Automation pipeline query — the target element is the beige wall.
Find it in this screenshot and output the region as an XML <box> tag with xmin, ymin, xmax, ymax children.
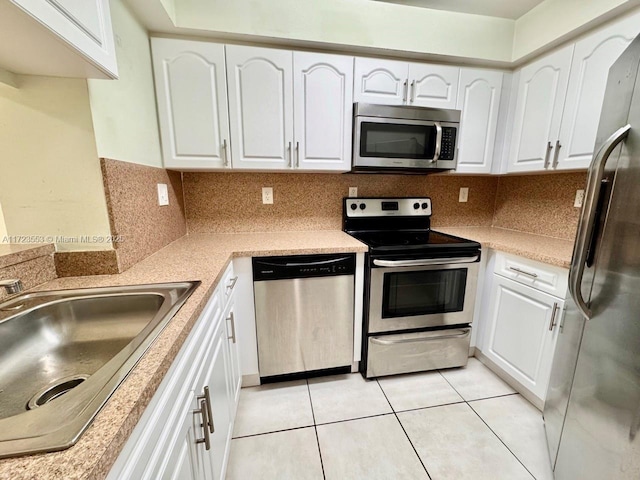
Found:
<box><xmin>513</xmin><ymin>0</ymin><xmax>640</xmax><ymax>62</ymax></box>
<box><xmin>167</xmin><ymin>0</ymin><xmax>640</xmax><ymax>65</ymax></box>
<box><xmin>88</xmin><ymin>0</ymin><xmax>163</xmax><ymax>167</ymax></box>
<box><xmin>175</xmin><ymin>0</ymin><xmax>515</xmax><ymax>64</ymax></box>
<box><xmin>0</xmin><ymin>202</ymin><xmax>7</xmax><ymax>240</ymax></box>
<box><xmin>0</xmin><ymin>77</ymin><xmax>112</xmax><ymax>251</ymax></box>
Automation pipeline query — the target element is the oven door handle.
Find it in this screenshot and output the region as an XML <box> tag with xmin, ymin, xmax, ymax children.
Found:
<box><xmin>370</xmin><ymin>329</ymin><xmax>470</xmax><ymax>345</ymax></box>
<box><xmin>372</xmin><ymin>255</ymin><xmax>479</xmax><ymax>267</ymax></box>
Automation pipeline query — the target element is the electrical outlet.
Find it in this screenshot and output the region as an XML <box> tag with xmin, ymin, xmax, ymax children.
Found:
<box><xmin>262</xmin><ymin>187</ymin><xmax>273</xmax><ymax>204</ymax></box>
<box><xmin>574</xmin><ymin>189</ymin><xmax>585</xmax><ymax>208</ymax></box>
<box><xmin>349</xmin><ymin>187</ymin><xmax>358</xmax><ymax>198</ymax></box>
<box><xmin>157</xmin><ymin>183</ymin><xmax>169</xmax><ymax>206</ymax></box>
<box><xmin>459</xmin><ymin>187</ymin><xmax>469</xmax><ymax>203</ymax></box>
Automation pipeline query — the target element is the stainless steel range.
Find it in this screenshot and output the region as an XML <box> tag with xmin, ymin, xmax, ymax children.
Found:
<box><xmin>343</xmin><ymin>197</ymin><xmax>481</xmax><ymax>378</ymax></box>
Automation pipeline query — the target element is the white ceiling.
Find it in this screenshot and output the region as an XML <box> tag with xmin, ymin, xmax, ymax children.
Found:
<box><xmin>373</xmin><ymin>0</ymin><xmax>545</xmax><ymax>19</ymax></box>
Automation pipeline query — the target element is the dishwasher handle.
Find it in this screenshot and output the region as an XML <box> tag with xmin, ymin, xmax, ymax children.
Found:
<box><xmin>256</xmin><ymin>257</ymin><xmax>353</xmax><ymax>268</ymax></box>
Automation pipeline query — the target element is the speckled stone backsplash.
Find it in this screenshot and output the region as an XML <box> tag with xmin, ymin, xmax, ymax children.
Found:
<box><xmin>101</xmin><ymin>158</ymin><xmax>187</xmax><ymax>271</ymax></box>
<box><xmin>493</xmin><ymin>172</ymin><xmax>588</xmax><ymax>240</ymax></box>
<box><xmin>183</xmin><ymin>172</ymin><xmax>499</xmax><ymax>233</ymax></box>
<box><xmin>0</xmin><ymin>244</ymin><xmax>56</xmax><ymax>302</ymax></box>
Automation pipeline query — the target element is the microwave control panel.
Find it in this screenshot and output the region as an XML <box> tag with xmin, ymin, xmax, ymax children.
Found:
<box><xmin>440</xmin><ymin>127</ymin><xmax>457</xmax><ymax>161</ymax></box>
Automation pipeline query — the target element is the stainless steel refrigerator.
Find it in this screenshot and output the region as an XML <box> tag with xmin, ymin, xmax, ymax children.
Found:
<box><xmin>544</xmin><ymin>34</ymin><xmax>640</xmax><ymax>479</ymax></box>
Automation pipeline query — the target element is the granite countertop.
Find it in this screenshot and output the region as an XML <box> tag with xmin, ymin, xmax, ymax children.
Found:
<box><xmin>0</xmin><ymin>243</ymin><xmax>54</xmax><ymax>269</ymax></box>
<box><xmin>0</xmin><ymin>231</ymin><xmax>367</xmax><ymax>480</ymax></box>
<box><xmin>436</xmin><ymin>226</ymin><xmax>574</xmax><ymax>268</ymax></box>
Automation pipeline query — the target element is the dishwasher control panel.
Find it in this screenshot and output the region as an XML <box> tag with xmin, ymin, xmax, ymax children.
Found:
<box><xmin>253</xmin><ymin>253</ymin><xmax>356</xmax><ymax>281</ymax></box>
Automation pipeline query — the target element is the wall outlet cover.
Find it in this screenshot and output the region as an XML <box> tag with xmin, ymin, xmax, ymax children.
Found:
<box><xmin>574</xmin><ymin>189</ymin><xmax>585</xmax><ymax>208</ymax></box>
<box><xmin>459</xmin><ymin>187</ymin><xmax>469</xmax><ymax>203</ymax></box>
<box><xmin>157</xmin><ymin>183</ymin><xmax>169</xmax><ymax>206</ymax></box>
<box><xmin>262</xmin><ymin>187</ymin><xmax>274</xmax><ymax>204</ymax></box>
<box><xmin>349</xmin><ymin>187</ymin><xmax>358</xmax><ymax>198</ymax></box>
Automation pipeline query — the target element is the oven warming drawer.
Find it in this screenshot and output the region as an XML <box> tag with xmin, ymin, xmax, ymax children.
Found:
<box><xmin>365</xmin><ymin>328</ymin><xmax>471</xmax><ymax>378</ymax></box>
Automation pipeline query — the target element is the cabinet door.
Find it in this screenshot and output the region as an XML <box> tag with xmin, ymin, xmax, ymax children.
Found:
<box><xmin>293</xmin><ymin>52</ymin><xmax>353</xmax><ymax>171</ymax></box>
<box><xmin>483</xmin><ymin>275</ymin><xmax>563</xmax><ymax>401</ymax></box>
<box><xmin>455</xmin><ymin>68</ymin><xmax>503</xmax><ymax>173</ymax></box>
<box><xmin>224</xmin><ymin>303</ymin><xmax>242</xmax><ymax>410</ymax></box>
<box><xmin>508</xmin><ymin>44</ymin><xmax>574</xmax><ymax>173</ymax></box>
<box><xmin>157</xmin><ymin>391</ymin><xmax>208</xmax><ymax>480</ymax></box>
<box><xmin>11</xmin><ymin>0</ymin><xmax>118</xmax><ymax>76</ymax></box>
<box><xmin>201</xmin><ymin>323</ymin><xmax>233</xmax><ymax>480</ymax></box>
<box><xmin>556</xmin><ymin>12</ymin><xmax>640</xmax><ymax>170</ymax></box>
<box><xmin>408</xmin><ymin>63</ymin><xmax>459</xmax><ymax>109</ymax></box>
<box><xmin>353</xmin><ymin>57</ymin><xmax>408</xmax><ymax>105</ymax></box>
<box><xmin>151</xmin><ymin>38</ymin><xmax>230</xmax><ymax>170</ymax></box>
<box><xmin>226</xmin><ymin>45</ymin><xmax>294</xmax><ymax>170</ymax></box>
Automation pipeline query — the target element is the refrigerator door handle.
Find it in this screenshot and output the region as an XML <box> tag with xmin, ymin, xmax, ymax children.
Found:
<box><xmin>569</xmin><ymin>124</ymin><xmax>631</xmax><ymax>320</ymax></box>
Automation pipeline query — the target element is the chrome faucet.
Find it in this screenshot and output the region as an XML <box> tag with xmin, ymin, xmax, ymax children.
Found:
<box><xmin>0</xmin><ymin>279</ymin><xmax>23</xmax><ymax>295</ymax></box>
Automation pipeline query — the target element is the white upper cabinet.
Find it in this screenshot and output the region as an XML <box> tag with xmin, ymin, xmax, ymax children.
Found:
<box><xmin>293</xmin><ymin>52</ymin><xmax>354</xmax><ymax>171</ymax></box>
<box><xmin>353</xmin><ymin>58</ymin><xmax>408</xmax><ymax>105</ymax></box>
<box><xmin>455</xmin><ymin>68</ymin><xmax>503</xmax><ymax>173</ymax></box>
<box><xmin>226</xmin><ymin>45</ymin><xmax>294</xmax><ymax>170</ymax></box>
<box><xmin>555</xmin><ymin>12</ymin><xmax>640</xmax><ymax>170</ymax></box>
<box><xmin>408</xmin><ymin>63</ymin><xmax>459</xmax><ymax>108</ymax></box>
<box><xmin>151</xmin><ymin>38</ymin><xmax>231</xmax><ymax>170</ymax></box>
<box><xmin>3</xmin><ymin>0</ymin><xmax>117</xmax><ymax>78</ymax></box>
<box><xmin>507</xmin><ymin>44</ymin><xmax>574</xmax><ymax>173</ymax></box>
<box><xmin>354</xmin><ymin>57</ymin><xmax>460</xmax><ymax>108</ymax></box>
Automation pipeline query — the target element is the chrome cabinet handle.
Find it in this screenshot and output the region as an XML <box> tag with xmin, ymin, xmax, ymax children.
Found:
<box><xmin>373</xmin><ymin>255</ymin><xmax>479</xmax><ymax>268</ymax></box>
<box><xmin>371</xmin><ymin>329</ymin><xmax>470</xmax><ymax>345</ymax></box>
<box><xmin>548</xmin><ymin>302</ymin><xmax>559</xmax><ymax>331</ymax></box>
<box><xmin>287</xmin><ymin>141</ymin><xmax>292</xmax><ymax>167</ymax></box>
<box><xmin>197</xmin><ymin>386</ymin><xmax>215</xmax><ymax>434</ymax></box>
<box><xmin>295</xmin><ymin>141</ymin><xmax>300</xmax><ymax>168</ymax></box>
<box><xmin>431</xmin><ymin>121</ymin><xmax>442</xmax><ymax>163</ymax></box>
<box><xmin>194</xmin><ymin>399</ymin><xmax>211</xmax><ymax>450</ymax></box>
<box><xmin>552</xmin><ymin>140</ymin><xmax>561</xmax><ymax>168</ymax></box>
<box><xmin>544</xmin><ymin>141</ymin><xmax>553</xmax><ymax>168</ymax></box>
<box><xmin>508</xmin><ymin>266</ymin><xmax>538</xmax><ymax>278</ymax></box>
<box><xmin>410</xmin><ymin>80</ymin><xmax>415</xmax><ymax>103</ymax></box>
<box><xmin>569</xmin><ymin>124</ymin><xmax>630</xmax><ymax>320</ymax></box>
<box><xmin>226</xmin><ymin>276</ymin><xmax>238</xmax><ymax>292</ymax></box>
<box><xmin>402</xmin><ymin>80</ymin><xmax>408</xmax><ymax>103</ymax></box>
<box><xmin>226</xmin><ymin>311</ymin><xmax>236</xmax><ymax>344</ymax></box>
<box><xmin>222</xmin><ymin>139</ymin><xmax>228</xmax><ymax>167</ymax></box>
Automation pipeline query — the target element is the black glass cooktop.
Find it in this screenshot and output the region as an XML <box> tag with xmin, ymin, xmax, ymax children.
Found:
<box><xmin>348</xmin><ymin>230</ymin><xmax>480</xmax><ymax>252</ymax></box>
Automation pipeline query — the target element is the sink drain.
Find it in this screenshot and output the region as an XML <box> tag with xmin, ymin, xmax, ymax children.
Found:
<box><xmin>27</xmin><ymin>375</ymin><xmax>89</xmax><ymax>410</ymax></box>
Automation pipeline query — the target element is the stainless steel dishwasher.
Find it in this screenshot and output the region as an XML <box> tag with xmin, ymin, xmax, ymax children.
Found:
<box><xmin>253</xmin><ymin>253</ymin><xmax>355</xmax><ymax>380</ymax></box>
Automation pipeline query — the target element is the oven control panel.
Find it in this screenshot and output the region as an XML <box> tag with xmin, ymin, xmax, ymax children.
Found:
<box><xmin>345</xmin><ymin>198</ymin><xmax>432</xmax><ymax>217</ymax></box>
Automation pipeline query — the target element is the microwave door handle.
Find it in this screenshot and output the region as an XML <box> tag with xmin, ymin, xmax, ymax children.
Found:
<box><xmin>373</xmin><ymin>255</ymin><xmax>479</xmax><ymax>267</ymax></box>
<box><xmin>569</xmin><ymin>124</ymin><xmax>630</xmax><ymax>320</ymax></box>
<box><xmin>432</xmin><ymin>121</ymin><xmax>442</xmax><ymax>163</ymax></box>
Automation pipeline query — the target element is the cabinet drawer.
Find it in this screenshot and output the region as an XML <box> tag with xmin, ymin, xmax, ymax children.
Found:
<box><xmin>494</xmin><ymin>252</ymin><xmax>568</xmax><ymax>298</ymax></box>
<box><xmin>220</xmin><ymin>262</ymin><xmax>238</xmax><ymax>305</ymax></box>
<box><xmin>366</xmin><ymin>328</ymin><xmax>471</xmax><ymax>378</ymax></box>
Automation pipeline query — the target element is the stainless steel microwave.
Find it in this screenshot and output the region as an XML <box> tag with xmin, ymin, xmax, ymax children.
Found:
<box><xmin>352</xmin><ymin>103</ymin><xmax>460</xmax><ymax>173</ymax></box>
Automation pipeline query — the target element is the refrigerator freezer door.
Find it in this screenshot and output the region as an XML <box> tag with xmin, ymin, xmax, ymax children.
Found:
<box><xmin>553</xmin><ymin>35</ymin><xmax>640</xmax><ymax>480</ymax></box>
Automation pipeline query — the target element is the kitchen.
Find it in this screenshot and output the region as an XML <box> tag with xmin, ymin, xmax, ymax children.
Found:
<box><xmin>0</xmin><ymin>0</ymin><xmax>639</xmax><ymax>479</ymax></box>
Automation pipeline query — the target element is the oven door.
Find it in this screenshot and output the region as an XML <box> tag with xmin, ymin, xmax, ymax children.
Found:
<box><xmin>353</xmin><ymin>116</ymin><xmax>457</xmax><ymax>170</ymax></box>
<box><xmin>368</xmin><ymin>256</ymin><xmax>479</xmax><ymax>333</ymax></box>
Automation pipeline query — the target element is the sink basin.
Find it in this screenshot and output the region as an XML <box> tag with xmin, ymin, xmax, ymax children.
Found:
<box><xmin>0</xmin><ymin>281</ymin><xmax>199</xmax><ymax>459</ymax></box>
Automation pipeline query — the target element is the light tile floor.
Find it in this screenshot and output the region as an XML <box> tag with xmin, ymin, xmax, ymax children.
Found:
<box><xmin>226</xmin><ymin>358</ymin><xmax>552</xmax><ymax>480</ymax></box>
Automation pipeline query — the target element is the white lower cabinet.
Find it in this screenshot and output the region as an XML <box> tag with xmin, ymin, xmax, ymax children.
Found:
<box><xmin>482</xmin><ymin>273</ymin><xmax>564</xmax><ymax>402</ymax></box>
<box><xmin>108</xmin><ymin>264</ymin><xmax>240</xmax><ymax>480</ymax></box>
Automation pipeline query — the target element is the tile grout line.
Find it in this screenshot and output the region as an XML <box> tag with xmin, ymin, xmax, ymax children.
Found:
<box><xmin>375</xmin><ymin>379</ymin><xmax>433</xmax><ymax>480</ymax></box>
<box><xmin>306</xmin><ymin>379</ymin><xmax>326</xmax><ymax>480</ymax></box>
<box><xmin>437</xmin><ymin>369</ymin><xmax>538</xmax><ymax>480</ymax></box>
<box><xmin>466</xmin><ymin>401</ymin><xmax>538</xmax><ymax>480</ymax></box>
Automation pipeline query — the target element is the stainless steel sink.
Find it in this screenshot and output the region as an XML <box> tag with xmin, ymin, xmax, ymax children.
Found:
<box><xmin>0</xmin><ymin>281</ymin><xmax>199</xmax><ymax>459</ymax></box>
